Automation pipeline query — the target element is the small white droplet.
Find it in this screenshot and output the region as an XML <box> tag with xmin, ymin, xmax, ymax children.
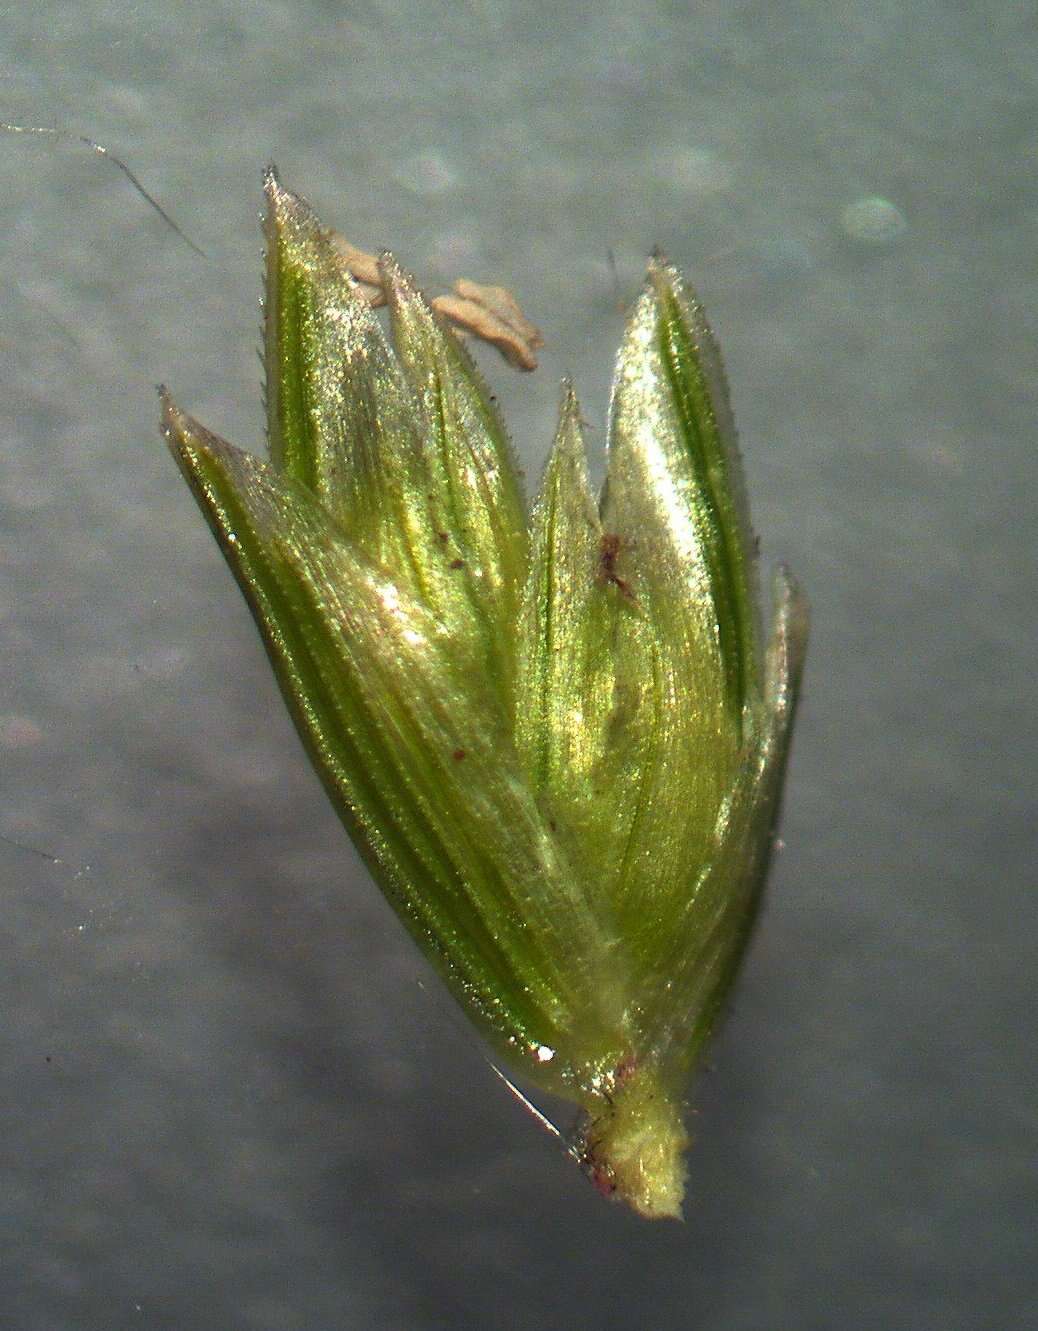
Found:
<box><xmin>840</xmin><ymin>196</ymin><xmax>907</xmax><ymax>244</ymax></box>
<box><xmin>392</xmin><ymin>151</ymin><xmax>457</xmax><ymax>196</ymax></box>
<box><xmin>0</xmin><ymin>714</ymin><xmax>43</xmax><ymax>748</ymax></box>
<box><xmin>535</xmin><ymin>1044</ymin><xmax>555</xmax><ymax>1063</ymax></box>
<box><xmin>655</xmin><ymin>144</ymin><xmax>734</xmax><ymax>195</ymax></box>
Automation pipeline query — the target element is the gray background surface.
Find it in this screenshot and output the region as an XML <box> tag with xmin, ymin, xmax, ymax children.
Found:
<box><xmin>1</xmin><ymin>2</ymin><xmax>1034</xmax><ymax>1328</ymax></box>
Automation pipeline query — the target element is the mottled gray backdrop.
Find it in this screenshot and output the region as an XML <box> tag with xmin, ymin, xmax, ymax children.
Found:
<box><xmin>2</xmin><ymin>3</ymin><xmax>1034</xmax><ymax>1328</ymax></box>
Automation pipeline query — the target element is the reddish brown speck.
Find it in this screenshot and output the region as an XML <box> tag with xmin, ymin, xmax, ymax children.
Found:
<box><xmin>614</xmin><ymin>1053</ymin><xmax>639</xmax><ymax>1085</ymax></box>
<box><xmin>600</xmin><ymin>533</ymin><xmax>635</xmax><ymax>599</ymax></box>
<box><xmin>452</xmin><ymin>748</ymin><xmax>466</xmax><ymax>761</ymax></box>
<box><xmin>591</xmin><ymin>1163</ymin><xmax>617</xmax><ymax>1199</ymax></box>
<box><xmin>449</xmin><ymin>558</ymin><xmax>465</xmax><ymax>570</ymax></box>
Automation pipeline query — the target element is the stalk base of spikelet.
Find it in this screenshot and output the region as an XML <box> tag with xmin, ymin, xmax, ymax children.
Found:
<box><xmin>578</xmin><ymin>1062</ymin><xmax>689</xmax><ymax>1220</ymax></box>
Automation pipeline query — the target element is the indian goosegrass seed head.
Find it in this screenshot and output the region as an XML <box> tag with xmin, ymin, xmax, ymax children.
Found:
<box><xmin>162</xmin><ymin>167</ymin><xmax>807</xmax><ymax>1219</ymax></box>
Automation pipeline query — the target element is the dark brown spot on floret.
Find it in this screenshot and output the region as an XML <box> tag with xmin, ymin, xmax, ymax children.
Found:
<box><xmin>599</xmin><ymin>533</ymin><xmax>635</xmax><ymax>599</ymax></box>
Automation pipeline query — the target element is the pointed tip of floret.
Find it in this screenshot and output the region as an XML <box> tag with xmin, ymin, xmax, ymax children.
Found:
<box><xmin>262</xmin><ymin>163</ymin><xmax>312</xmax><ymax>225</ymax></box>
<box><xmin>646</xmin><ymin>246</ymin><xmax>670</xmax><ymax>274</ymax></box>
<box><xmin>159</xmin><ymin>391</ymin><xmax>207</xmax><ymax>465</ymax></box>
<box><xmin>160</xmin><ymin>390</ymin><xmax>210</xmax><ymax>483</ymax></box>
<box><xmin>540</xmin><ymin>380</ymin><xmax>598</xmax><ymax>529</ymax></box>
<box><xmin>379</xmin><ymin>247</ymin><xmax>509</xmax><ymax>404</ymax></box>
<box><xmin>377</xmin><ymin>249</ymin><xmax>428</xmax><ymax>323</ymax></box>
<box><xmin>645</xmin><ymin>250</ymin><xmax>691</xmax><ymax>307</ymax></box>
<box><xmin>646</xmin><ymin>247</ymin><xmax>673</xmax><ymax>275</ymax></box>
<box><xmin>553</xmin><ymin>380</ymin><xmax>590</xmax><ymax>464</ymax></box>
<box><xmin>262</xmin><ymin>161</ymin><xmax>297</xmax><ymax>223</ymax></box>
<box><xmin>376</xmin><ymin>247</ymin><xmax>411</xmax><ymax>289</ymax></box>
<box><xmin>261</xmin><ymin>167</ymin><xmax>329</xmax><ymax>262</ymax></box>
<box><xmin>157</xmin><ymin>384</ymin><xmax>185</xmax><ymax>441</ymax></box>
<box><xmin>158</xmin><ymin>389</ymin><xmax>234</xmax><ymax>467</ymax></box>
<box><xmin>647</xmin><ymin>254</ymin><xmax>701</xmax><ymax>323</ymax></box>
<box><xmin>378</xmin><ymin>247</ymin><xmax>463</xmax><ymax>369</ymax></box>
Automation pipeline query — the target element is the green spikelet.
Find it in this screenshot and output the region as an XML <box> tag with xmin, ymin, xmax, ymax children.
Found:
<box><xmin>163</xmin><ymin>169</ymin><xmax>807</xmax><ymax>1218</ymax></box>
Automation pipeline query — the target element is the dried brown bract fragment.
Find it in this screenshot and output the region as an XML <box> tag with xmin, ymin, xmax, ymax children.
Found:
<box><xmin>433</xmin><ymin>278</ymin><xmax>545</xmax><ymax>371</ymax></box>
<box><xmin>324</xmin><ymin>229</ymin><xmax>545</xmax><ymax>370</ymax></box>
